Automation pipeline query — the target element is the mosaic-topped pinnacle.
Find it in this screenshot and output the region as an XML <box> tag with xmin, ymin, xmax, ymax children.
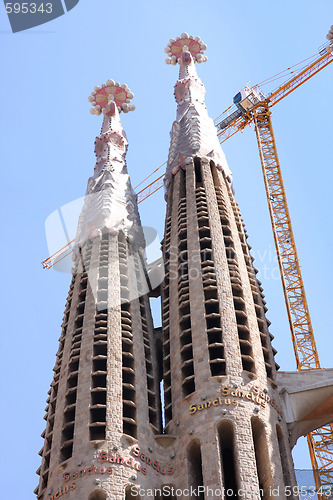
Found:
<box><xmin>165</xmin><ymin>33</ymin><xmax>207</xmax><ymax>65</ymax></box>
<box><xmin>88</xmin><ymin>80</ymin><xmax>135</xmax><ymax>116</ymax></box>
<box><xmin>164</xmin><ymin>32</ymin><xmax>232</xmax><ymax>188</ymax></box>
<box><xmin>74</xmin><ymin>81</ymin><xmax>141</xmax><ymax>250</ymax></box>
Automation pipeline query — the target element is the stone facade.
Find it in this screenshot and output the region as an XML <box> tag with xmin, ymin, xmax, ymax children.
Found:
<box><xmin>35</xmin><ymin>229</ymin><xmax>169</xmax><ymax>500</ymax></box>
<box><xmin>158</xmin><ymin>43</ymin><xmax>298</xmax><ymax>500</ymax></box>
<box><xmin>36</xmin><ymin>43</ymin><xmax>300</xmax><ymax>500</ymax></box>
<box><xmin>160</xmin><ymin>157</ymin><xmax>298</xmax><ymax>500</ymax></box>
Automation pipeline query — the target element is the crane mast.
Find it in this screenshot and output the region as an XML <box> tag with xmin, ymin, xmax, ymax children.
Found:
<box><xmin>252</xmin><ymin>103</ymin><xmax>319</xmax><ymax>370</ymax></box>
<box><xmin>215</xmin><ymin>38</ymin><xmax>333</xmax><ymax>496</ymax></box>
<box><xmin>214</xmin><ymin>35</ymin><xmax>333</xmax><ymax>498</ymax></box>
<box><xmin>252</xmin><ymin>102</ymin><xmax>333</xmax><ymax>497</ymax></box>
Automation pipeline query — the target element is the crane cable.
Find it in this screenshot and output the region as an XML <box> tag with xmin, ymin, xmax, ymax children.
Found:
<box><xmin>258</xmin><ymin>53</ymin><xmax>318</xmax><ymax>86</ymax></box>
<box><xmin>133</xmin><ymin>161</ymin><xmax>166</xmax><ymax>191</ymax></box>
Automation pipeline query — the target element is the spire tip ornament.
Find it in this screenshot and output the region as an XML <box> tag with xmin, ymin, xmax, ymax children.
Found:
<box><xmin>88</xmin><ymin>80</ymin><xmax>135</xmax><ymax>115</ymax></box>
<box><xmin>165</xmin><ymin>34</ymin><xmax>207</xmax><ymax>65</ymax></box>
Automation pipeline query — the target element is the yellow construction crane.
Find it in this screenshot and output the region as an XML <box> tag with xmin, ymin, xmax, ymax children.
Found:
<box><xmin>42</xmin><ymin>28</ymin><xmax>333</xmax><ymax>496</ymax></box>
<box><xmin>214</xmin><ymin>34</ymin><xmax>333</xmax><ymax>498</ymax></box>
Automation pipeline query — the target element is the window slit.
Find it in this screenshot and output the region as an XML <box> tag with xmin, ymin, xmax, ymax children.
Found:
<box><xmin>187</xmin><ymin>440</ymin><xmax>204</xmax><ymax>499</ymax></box>
<box><xmin>218</xmin><ymin>420</ymin><xmax>239</xmax><ymax>499</ymax></box>
<box><xmin>60</xmin><ymin>240</ymin><xmax>92</xmax><ymax>461</ymax></box>
<box><xmin>251</xmin><ymin>417</ymin><xmax>274</xmax><ymax>499</ymax></box>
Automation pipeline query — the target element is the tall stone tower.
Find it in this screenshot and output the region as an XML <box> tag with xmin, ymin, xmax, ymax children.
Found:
<box><xmin>35</xmin><ymin>83</ymin><xmax>165</xmax><ymax>500</ymax></box>
<box><xmin>36</xmin><ymin>38</ymin><xmax>333</xmax><ymax>500</ymax></box>
<box><xmin>160</xmin><ymin>34</ymin><xmax>298</xmax><ymax>499</ymax></box>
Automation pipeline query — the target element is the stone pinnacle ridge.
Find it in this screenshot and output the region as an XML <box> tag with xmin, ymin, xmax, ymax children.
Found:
<box><xmin>164</xmin><ymin>36</ymin><xmax>232</xmax><ymax>188</ymax></box>
<box><xmin>73</xmin><ymin>85</ymin><xmax>143</xmax><ymax>257</ymax></box>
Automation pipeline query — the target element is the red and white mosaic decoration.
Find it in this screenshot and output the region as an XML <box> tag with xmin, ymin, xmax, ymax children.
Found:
<box><xmin>165</xmin><ymin>32</ymin><xmax>207</xmax><ymax>65</ymax></box>
<box><xmin>88</xmin><ymin>80</ymin><xmax>135</xmax><ymax>116</ymax></box>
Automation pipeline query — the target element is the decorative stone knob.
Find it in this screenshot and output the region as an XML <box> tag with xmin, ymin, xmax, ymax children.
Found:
<box><xmin>88</xmin><ymin>80</ymin><xmax>135</xmax><ymax>115</ymax></box>
<box><xmin>165</xmin><ymin>33</ymin><xmax>207</xmax><ymax>65</ymax></box>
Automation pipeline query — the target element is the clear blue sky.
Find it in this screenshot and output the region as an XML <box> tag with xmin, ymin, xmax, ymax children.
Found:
<box><xmin>0</xmin><ymin>1</ymin><xmax>332</xmax><ymax>496</ymax></box>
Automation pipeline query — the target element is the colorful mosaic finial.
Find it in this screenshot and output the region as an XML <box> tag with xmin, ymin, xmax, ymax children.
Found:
<box><xmin>165</xmin><ymin>33</ymin><xmax>207</xmax><ymax>65</ymax></box>
<box><xmin>88</xmin><ymin>80</ymin><xmax>135</xmax><ymax>116</ymax></box>
<box><xmin>164</xmin><ymin>32</ymin><xmax>231</xmax><ymax>188</ymax></box>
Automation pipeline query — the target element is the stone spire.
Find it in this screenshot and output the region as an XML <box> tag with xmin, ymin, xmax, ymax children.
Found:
<box><xmin>35</xmin><ymin>81</ymin><xmax>165</xmax><ymax>500</ymax></box>
<box><xmin>74</xmin><ymin>81</ymin><xmax>142</xmax><ymax>256</ymax></box>
<box><xmin>164</xmin><ymin>33</ymin><xmax>232</xmax><ymax>186</ymax></box>
<box><xmin>159</xmin><ymin>33</ymin><xmax>299</xmax><ymax>498</ymax></box>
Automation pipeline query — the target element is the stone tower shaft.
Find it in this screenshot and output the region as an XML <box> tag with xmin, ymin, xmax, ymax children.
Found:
<box><xmin>35</xmin><ymin>91</ymin><xmax>166</xmax><ymax>500</ymax></box>
<box><xmin>161</xmin><ymin>38</ymin><xmax>298</xmax><ymax>499</ymax></box>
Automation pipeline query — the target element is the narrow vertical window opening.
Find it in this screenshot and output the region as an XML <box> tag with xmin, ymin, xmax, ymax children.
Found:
<box><xmin>210</xmin><ymin>161</ymin><xmax>220</xmax><ymax>189</ymax></box>
<box><xmin>155</xmin><ymin>488</ymin><xmax>177</xmax><ymax>500</ymax></box>
<box><xmin>178</xmin><ymin>169</ymin><xmax>195</xmax><ymax>397</ymax></box>
<box><xmin>88</xmin><ymin>490</ymin><xmax>107</xmax><ymax>500</ymax></box>
<box><xmin>218</xmin><ymin>420</ymin><xmax>239</xmax><ymax>499</ymax></box>
<box><xmin>194</xmin><ymin>158</ymin><xmax>202</xmax><ymax>187</ymax></box>
<box><xmin>187</xmin><ymin>440</ymin><xmax>204</xmax><ymax>499</ymax></box>
<box><xmin>251</xmin><ymin>417</ymin><xmax>274</xmax><ymax>499</ymax></box>
<box><xmin>119</xmin><ymin>235</ymin><xmax>137</xmax><ymax>439</ymax></box>
<box><xmin>125</xmin><ymin>485</ymin><xmax>137</xmax><ymax>500</ymax></box>
<box><xmin>276</xmin><ymin>424</ymin><xmax>293</xmax><ymax>491</ymax></box>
